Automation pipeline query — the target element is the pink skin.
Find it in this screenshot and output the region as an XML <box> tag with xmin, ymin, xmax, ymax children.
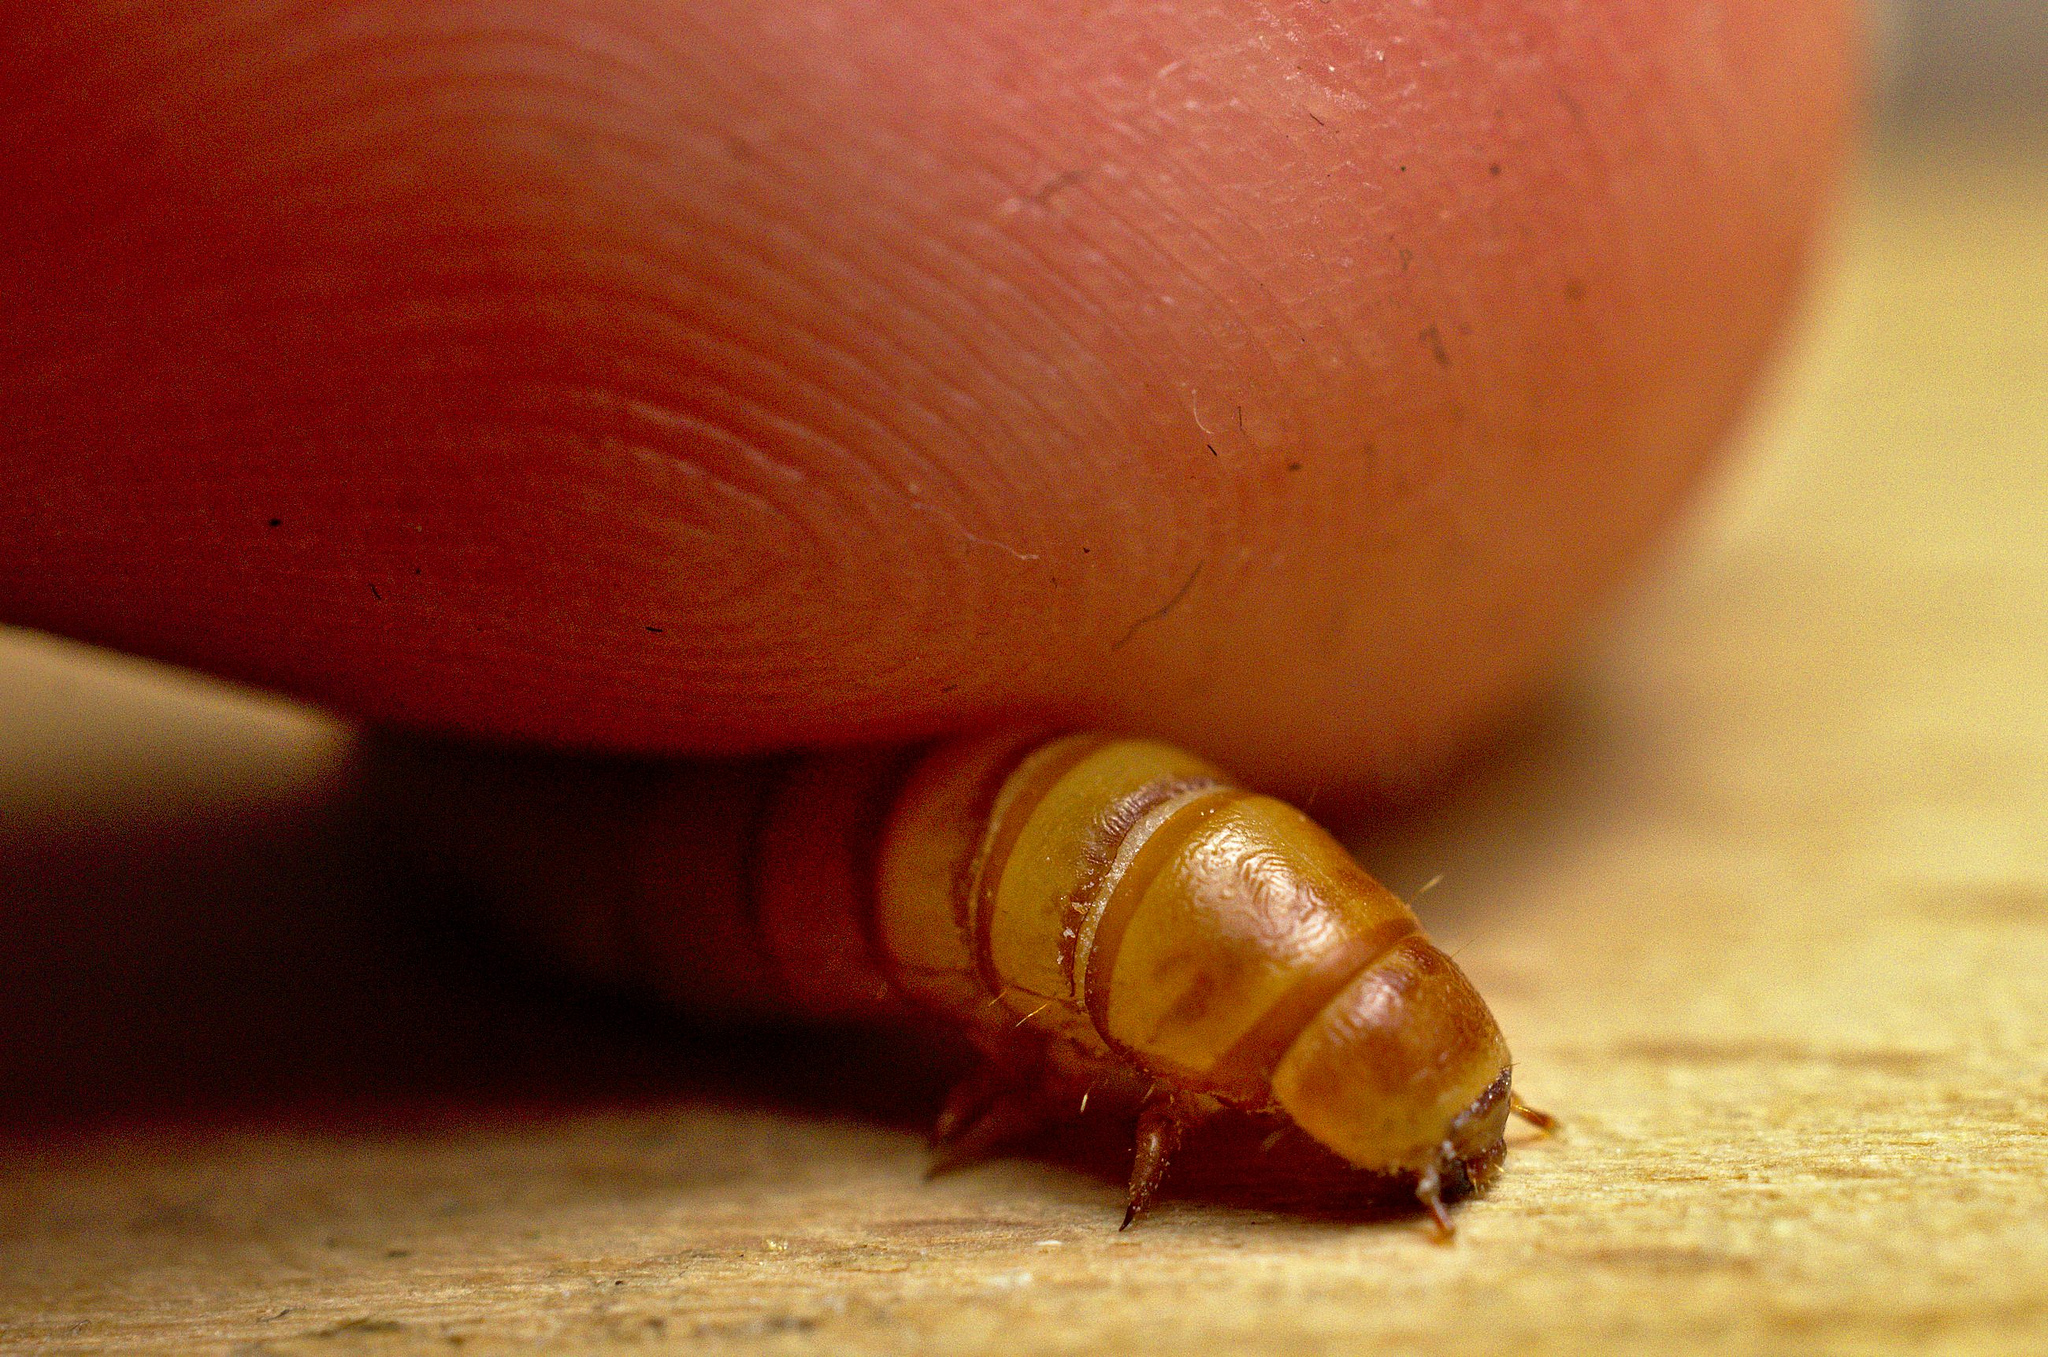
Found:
<box><xmin>0</xmin><ymin>2</ymin><xmax>1857</xmax><ymax>800</ymax></box>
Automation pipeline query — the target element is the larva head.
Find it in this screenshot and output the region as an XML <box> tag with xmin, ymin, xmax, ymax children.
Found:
<box><xmin>1268</xmin><ymin>935</ymin><xmax>1514</xmax><ymax>1191</ymax></box>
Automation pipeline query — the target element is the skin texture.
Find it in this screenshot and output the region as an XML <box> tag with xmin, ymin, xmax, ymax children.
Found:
<box><xmin>0</xmin><ymin>1</ymin><xmax>1857</xmax><ymax>801</ymax></box>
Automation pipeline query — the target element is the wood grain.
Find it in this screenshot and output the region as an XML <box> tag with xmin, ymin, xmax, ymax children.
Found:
<box><xmin>3</xmin><ymin>131</ymin><xmax>2047</xmax><ymax>1355</ymax></box>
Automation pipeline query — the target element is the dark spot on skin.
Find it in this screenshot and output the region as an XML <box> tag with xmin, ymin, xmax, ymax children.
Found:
<box><xmin>267</xmin><ymin>518</ymin><xmax>282</xmax><ymax>528</ymax></box>
<box><xmin>1564</xmin><ymin>278</ymin><xmax>1588</xmax><ymax>302</ymax></box>
<box><xmin>1489</xmin><ymin>162</ymin><xmax>1502</xmax><ymax>176</ymax></box>
<box><xmin>1556</xmin><ymin>86</ymin><xmax>1588</xmax><ymax>130</ymax></box>
<box><xmin>1288</xmin><ymin>462</ymin><xmax>1304</xmax><ymax>472</ymax></box>
<box><xmin>1029</xmin><ymin>168</ymin><xmax>1090</xmax><ymax>204</ymax></box>
<box><xmin>940</xmin><ymin>683</ymin><xmax>959</xmax><ymax>694</ymax></box>
<box><xmin>1419</xmin><ymin>324</ymin><xmax>1450</xmax><ymax>366</ymax></box>
<box><xmin>1398</xmin><ymin>247</ymin><xmax>1413</xmax><ymax>272</ymax></box>
<box><xmin>1112</xmin><ymin>561</ymin><xmax>1204</xmax><ymax>651</ymax></box>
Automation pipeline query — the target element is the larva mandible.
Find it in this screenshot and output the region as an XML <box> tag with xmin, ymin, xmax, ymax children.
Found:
<box><xmin>405</xmin><ymin>730</ymin><xmax>1549</xmax><ymax>1234</ymax></box>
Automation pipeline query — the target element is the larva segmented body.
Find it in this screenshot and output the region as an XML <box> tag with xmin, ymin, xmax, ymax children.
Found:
<box><xmin>404</xmin><ymin>731</ymin><xmax>1545</xmax><ymax>1232</ymax></box>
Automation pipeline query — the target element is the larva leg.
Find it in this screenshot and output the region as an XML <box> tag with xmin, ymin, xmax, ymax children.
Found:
<box><xmin>926</xmin><ymin>1044</ymin><xmax>1079</xmax><ymax>1177</ymax></box>
<box><xmin>931</xmin><ymin>1055</ymin><xmax>1034</xmax><ymax>1148</ymax></box>
<box><xmin>926</xmin><ymin>1086</ymin><xmax>1061</xmax><ymax>1179</ymax></box>
<box><xmin>1121</xmin><ymin>1090</ymin><xmax>1202</xmax><ymax>1230</ymax></box>
<box><xmin>1414</xmin><ymin>1161</ymin><xmax>1457</xmax><ymax>1243</ymax></box>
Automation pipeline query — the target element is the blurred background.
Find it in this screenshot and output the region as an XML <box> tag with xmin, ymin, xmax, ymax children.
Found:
<box><xmin>1880</xmin><ymin>0</ymin><xmax>2048</xmax><ymax>116</ymax></box>
<box><xmin>2</xmin><ymin>4</ymin><xmax>2045</xmax><ymax>1349</ymax></box>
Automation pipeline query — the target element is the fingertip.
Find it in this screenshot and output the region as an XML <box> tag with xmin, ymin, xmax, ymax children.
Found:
<box><xmin>1</xmin><ymin>2</ymin><xmax>1857</xmax><ymax>794</ymax></box>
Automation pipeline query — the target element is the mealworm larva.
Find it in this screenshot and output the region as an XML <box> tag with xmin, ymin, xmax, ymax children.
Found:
<box><xmin>397</xmin><ymin>731</ymin><xmax>1548</xmax><ymax>1235</ymax></box>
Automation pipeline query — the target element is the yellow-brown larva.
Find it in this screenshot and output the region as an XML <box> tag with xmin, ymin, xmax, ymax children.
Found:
<box><xmin>405</xmin><ymin>731</ymin><xmax>1549</xmax><ymax>1233</ymax></box>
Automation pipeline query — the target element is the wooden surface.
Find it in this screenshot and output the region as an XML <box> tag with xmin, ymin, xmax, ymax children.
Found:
<box><xmin>3</xmin><ymin>132</ymin><xmax>2047</xmax><ymax>1355</ymax></box>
